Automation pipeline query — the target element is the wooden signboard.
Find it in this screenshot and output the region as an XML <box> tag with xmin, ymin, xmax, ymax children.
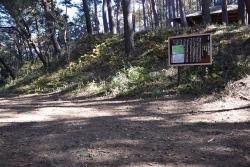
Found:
<box><xmin>168</xmin><ymin>34</ymin><xmax>212</xmax><ymax>66</ymax></box>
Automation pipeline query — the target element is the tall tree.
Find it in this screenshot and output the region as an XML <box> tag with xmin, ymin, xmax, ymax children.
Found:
<box><xmin>142</xmin><ymin>0</ymin><xmax>147</xmax><ymax>29</ymax></box>
<box><xmin>82</xmin><ymin>0</ymin><xmax>92</xmax><ymax>34</ymax></box>
<box><xmin>93</xmin><ymin>0</ymin><xmax>100</xmax><ymax>33</ymax></box>
<box><xmin>122</xmin><ymin>0</ymin><xmax>134</xmax><ymax>57</ymax></box>
<box><xmin>150</xmin><ymin>0</ymin><xmax>159</xmax><ymax>27</ymax></box>
<box><xmin>132</xmin><ymin>0</ymin><xmax>136</xmax><ymax>32</ymax></box>
<box><xmin>168</xmin><ymin>0</ymin><xmax>173</xmax><ymax>26</ymax></box>
<box><xmin>107</xmin><ymin>0</ymin><xmax>115</xmax><ymax>33</ymax></box>
<box><xmin>115</xmin><ymin>0</ymin><xmax>121</xmax><ymax>33</ymax></box>
<box><xmin>201</xmin><ymin>0</ymin><xmax>211</xmax><ymax>25</ymax></box>
<box><xmin>41</xmin><ymin>0</ymin><xmax>61</xmax><ymax>55</ymax></box>
<box><xmin>172</xmin><ymin>0</ymin><xmax>177</xmax><ymax>26</ymax></box>
<box><xmin>161</xmin><ymin>0</ymin><xmax>165</xmax><ymax>27</ymax></box>
<box><xmin>222</xmin><ymin>0</ymin><xmax>228</xmax><ymax>25</ymax></box>
<box><xmin>245</xmin><ymin>0</ymin><xmax>250</xmax><ymax>16</ymax></box>
<box><xmin>61</xmin><ymin>0</ymin><xmax>73</xmax><ymax>61</ymax></box>
<box><xmin>103</xmin><ymin>0</ymin><xmax>109</xmax><ymax>33</ymax></box>
<box><xmin>147</xmin><ymin>0</ymin><xmax>153</xmax><ymax>28</ymax></box>
<box><xmin>61</xmin><ymin>0</ymin><xmax>72</xmax><ymax>42</ymax></box>
<box><xmin>179</xmin><ymin>0</ymin><xmax>188</xmax><ymax>27</ymax></box>
<box><xmin>238</xmin><ymin>0</ymin><xmax>246</xmax><ymax>25</ymax></box>
<box><xmin>165</xmin><ymin>0</ymin><xmax>169</xmax><ymax>26</ymax></box>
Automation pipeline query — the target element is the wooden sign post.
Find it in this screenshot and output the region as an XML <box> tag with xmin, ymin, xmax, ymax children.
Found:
<box><xmin>168</xmin><ymin>34</ymin><xmax>212</xmax><ymax>84</ymax></box>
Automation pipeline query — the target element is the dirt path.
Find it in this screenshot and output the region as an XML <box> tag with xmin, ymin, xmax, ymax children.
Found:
<box><xmin>0</xmin><ymin>94</ymin><xmax>249</xmax><ymax>167</ymax></box>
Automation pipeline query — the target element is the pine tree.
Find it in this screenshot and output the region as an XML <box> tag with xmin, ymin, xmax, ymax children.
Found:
<box><xmin>82</xmin><ymin>0</ymin><xmax>92</xmax><ymax>34</ymax></box>
<box><xmin>222</xmin><ymin>0</ymin><xmax>228</xmax><ymax>25</ymax></box>
<box><xmin>201</xmin><ymin>0</ymin><xmax>211</xmax><ymax>25</ymax></box>
<box><xmin>122</xmin><ymin>0</ymin><xmax>134</xmax><ymax>57</ymax></box>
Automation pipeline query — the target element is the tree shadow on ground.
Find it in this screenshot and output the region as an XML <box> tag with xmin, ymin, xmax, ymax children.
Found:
<box><xmin>0</xmin><ymin>95</ymin><xmax>249</xmax><ymax>167</ymax></box>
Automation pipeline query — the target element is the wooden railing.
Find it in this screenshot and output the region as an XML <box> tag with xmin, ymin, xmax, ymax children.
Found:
<box><xmin>184</xmin><ymin>0</ymin><xmax>238</xmax><ymax>15</ymax></box>
<box><xmin>212</xmin><ymin>0</ymin><xmax>238</xmax><ymax>7</ymax></box>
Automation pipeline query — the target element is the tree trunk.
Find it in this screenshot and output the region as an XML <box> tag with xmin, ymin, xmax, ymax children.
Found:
<box><xmin>82</xmin><ymin>0</ymin><xmax>92</xmax><ymax>34</ymax></box>
<box><xmin>150</xmin><ymin>0</ymin><xmax>159</xmax><ymax>27</ymax></box>
<box><xmin>132</xmin><ymin>12</ymin><xmax>136</xmax><ymax>32</ymax></box>
<box><xmin>138</xmin><ymin>2</ymin><xmax>142</xmax><ymax>30</ymax></box>
<box><xmin>122</xmin><ymin>0</ymin><xmax>134</xmax><ymax>57</ymax></box>
<box><xmin>16</xmin><ymin>20</ymin><xmax>47</xmax><ymax>67</ymax></box>
<box><xmin>147</xmin><ymin>1</ymin><xmax>154</xmax><ymax>28</ymax></box>
<box><xmin>41</xmin><ymin>0</ymin><xmax>61</xmax><ymax>55</ymax></box>
<box><xmin>162</xmin><ymin>0</ymin><xmax>165</xmax><ymax>26</ymax></box>
<box><xmin>142</xmin><ymin>0</ymin><xmax>147</xmax><ymax>29</ymax></box>
<box><xmin>222</xmin><ymin>0</ymin><xmax>228</xmax><ymax>25</ymax></box>
<box><xmin>245</xmin><ymin>0</ymin><xmax>250</xmax><ymax>16</ymax></box>
<box><xmin>26</xmin><ymin>41</ymin><xmax>34</xmax><ymax>62</ymax></box>
<box><xmin>158</xmin><ymin>0</ymin><xmax>162</xmax><ymax>28</ymax></box>
<box><xmin>116</xmin><ymin>0</ymin><xmax>122</xmax><ymax>33</ymax></box>
<box><xmin>34</xmin><ymin>16</ymin><xmax>43</xmax><ymax>54</ymax></box>
<box><xmin>168</xmin><ymin>0</ymin><xmax>173</xmax><ymax>26</ymax></box>
<box><xmin>63</xmin><ymin>5</ymin><xmax>70</xmax><ymax>62</ymax></box>
<box><xmin>179</xmin><ymin>0</ymin><xmax>188</xmax><ymax>27</ymax></box>
<box><xmin>94</xmin><ymin>0</ymin><xmax>100</xmax><ymax>33</ymax></box>
<box><xmin>238</xmin><ymin>0</ymin><xmax>246</xmax><ymax>24</ymax></box>
<box><xmin>22</xmin><ymin>21</ymin><xmax>47</xmax><ymax>65</ymax></box>
<box><xmin>29</xmin><ymin>39</ymin><xmax>47</xmax><ymax>66</ymax></box>
<box><xmin>14</xmin><ymin>39</ymin><xmax>24</xmax><ymax>63</ymax></box>
<box><xmin>50</xmin><ymin>0</ymin><xmax>61</xmax><ymax>55</ymax></box>
<box><xmin>132</xmin><ymin>1</ymin><xmax>136</xmax><ymax>32</ymax></box>
<box><xmin>165</xmin><ymin>0</ymin><xmax>169</xmax><ymax>26</ymax></box>
<box><xmin>172</xmin><ymin>0</ymin><xmax>177</xmax><ymax>26</ymax></box>
<box><xmin>176</xmin><ymin>0</ymin><xmax>179</xmax><ymax>18</ymax></box>
<box><xmin>107</xmin><ymin>0</ymin><xmax>115</xmax><ymax>34</ymax></box>
<box><xmin>201</xmin><ymin>0</ymin><xmax>211</xmax><ymax>25</ymax></box>
<box><xmin>103</xmin><ymin>0</ymin><xmax>109</xmax><ymax>33</ymax></box>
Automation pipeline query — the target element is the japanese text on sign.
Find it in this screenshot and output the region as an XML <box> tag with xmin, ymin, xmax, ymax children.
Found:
<box><xmin>168</xmin><ymin>34</ymin><xmax>212</xmax><ymax>66</ymax></box>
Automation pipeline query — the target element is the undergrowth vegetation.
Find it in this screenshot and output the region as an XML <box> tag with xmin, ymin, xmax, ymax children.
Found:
<box><xmin>1</xmin><ymin>25</ymin><xmax>250</xmax><ymax>97</ymax></box>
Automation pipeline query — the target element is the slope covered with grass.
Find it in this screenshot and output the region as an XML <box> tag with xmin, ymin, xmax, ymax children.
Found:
<box><xmin>1</xmin><ymin>25</ymin><xmax>250</xmax><ymax>98</ymax></box>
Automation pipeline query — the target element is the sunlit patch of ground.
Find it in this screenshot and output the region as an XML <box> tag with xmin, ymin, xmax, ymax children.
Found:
<box><xmin>0</xmin><ymin>94</ymin><xmax>249</xmax><ymax>167</ymax></box>
<box><xmin>183</xmin><ymin>97</ymin><xmax>250</xmax><ymax>123</ymax></box>
<box><xmin>183</xmin><ymin>109</ymin><xmax>250</xmax><ymax>123</ymax></box>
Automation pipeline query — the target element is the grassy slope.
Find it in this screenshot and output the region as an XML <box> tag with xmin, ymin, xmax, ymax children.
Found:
<box><xmin>1</xmin><ymin>25</ymin><xmax>250</xmax><ymax>97</ymax></box>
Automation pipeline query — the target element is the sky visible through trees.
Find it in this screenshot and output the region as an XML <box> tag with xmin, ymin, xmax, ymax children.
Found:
<box><xmin>58</xmin><ymin>0</ymin><xmax>140</xmax><ymax>32</ymax></box>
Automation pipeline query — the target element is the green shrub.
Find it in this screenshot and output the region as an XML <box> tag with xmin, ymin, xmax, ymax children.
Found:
<box><xmin>85</xmin><ymin>81</ymin><xmax>107</xmax><ymax>95</ymax></box>
<box><xmin>109</xmin><ymin>66</ymin><xmax>149</xmax><ymax>95</ymax></box>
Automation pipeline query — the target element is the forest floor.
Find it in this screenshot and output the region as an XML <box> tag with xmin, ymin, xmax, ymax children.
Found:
<box><xmin>0</xmin><ymin>92</ymin><xmax>249</xmax><ymax>167</ymax></box>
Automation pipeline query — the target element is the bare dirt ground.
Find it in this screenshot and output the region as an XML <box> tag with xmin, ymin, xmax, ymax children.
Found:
<box><xmin>0</xmin><ymin>93</ymin><xmax>249</xmax><ymax>167</ymax></box>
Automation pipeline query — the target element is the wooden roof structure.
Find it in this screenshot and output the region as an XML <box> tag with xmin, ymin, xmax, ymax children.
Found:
<box><xmin>173</xmin><ymin>4</ymin><xmax>240</xmax><ymax>25</ymax></box>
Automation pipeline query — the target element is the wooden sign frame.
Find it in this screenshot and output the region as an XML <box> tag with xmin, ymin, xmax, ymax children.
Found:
<box><xmin>168</xmin><ymin>33</ymin><xmax>212</xmax><ymax>66</ymax></box>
